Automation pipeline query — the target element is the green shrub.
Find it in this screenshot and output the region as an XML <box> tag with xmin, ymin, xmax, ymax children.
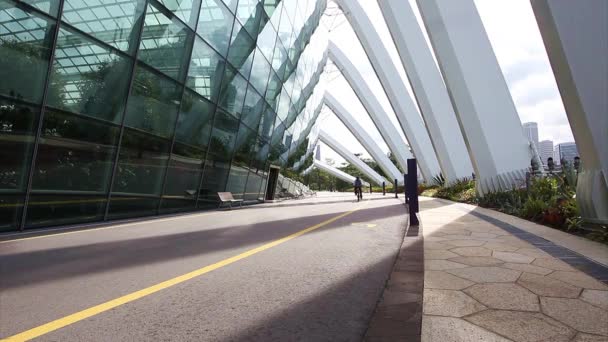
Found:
<box><xmin>519</xmin><ymin>198</ymin><xmax>548</xmax><ymax>220</ymax></box>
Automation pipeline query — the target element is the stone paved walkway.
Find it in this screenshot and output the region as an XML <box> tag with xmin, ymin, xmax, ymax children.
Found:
<box><xmin>419</xmin><ymin>197</ymin><xmax>608</xmax><ymax>342</ymax></box>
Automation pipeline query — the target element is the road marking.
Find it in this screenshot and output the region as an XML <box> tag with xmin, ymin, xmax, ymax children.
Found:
<box><xmin>351</xmin><ymin>222</ymin><xmax>378</xmax><ymax>228</ymax></box>
<box><xmin>1</xmin><ymin>200</ymin><xmax>369</xmax><ymax>341</ymax></box>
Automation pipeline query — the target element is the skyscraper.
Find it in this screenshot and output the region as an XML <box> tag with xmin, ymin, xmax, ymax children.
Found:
<box><xmin>555</xmin><ymin>142</ymin><xmax>579</xmax><ymax>164</ymax></box>
<box><xmin>539</xmin><ymin>140</ymin><xmax>554</xmax><ymax>166</ymax></box>
<box><xmin>522</xmin><ymin>122</ymin><xmax>539</xmax><ymax>152</ymax></box>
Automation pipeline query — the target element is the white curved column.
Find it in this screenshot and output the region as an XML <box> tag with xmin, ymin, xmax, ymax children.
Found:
<box><xmin>324</xmin><ymin>92</ymin><xmax>402</xmax><ymax>182</ymax></box>
<box><xmin>319</xmin><ymin>130</ymin><xmax>387</xmax><ymax>186</ymax></box>
<box><xmin>313</xmin><ymin>160</ymin><xmax>370</xmax><ymax>187</ymax></box>
<box><xmin>327</xmin><ymin>41</ymin><xmax>412</xmax><ymax>173</ymax></box>
<box><xmin>416</xmin><ymin>0</ymin><xmax>531</xmax><ymax>195</ymax></box>
<box><xmin>532</xmin><ymin>0</ymin><xmax>607</xmax><ymax>223</ymax></box>
<box><xmin>334</xmin><ymin>0</ymin><xmax>441</xmax><ymax>183</ymax></box>
<box><xmin>376</xmin><ymin>0</ymin><xmax>473</xmax><ymax>184</ymax></box>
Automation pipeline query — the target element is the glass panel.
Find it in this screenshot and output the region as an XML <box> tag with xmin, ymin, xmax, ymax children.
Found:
<box><xmin>243</xmin><ymin>171</ymin><xmax>261</xmax><ymax>200</ymax></box>
<box><xmin>208</xmin><ymin>107</ymin><xmax>238</xmax><ymax>157</ymax></box>
<box><xmin>233</xmin><ymin>122</ymin><xmax>255</xmax><ymax>167</ymax></box>
<box><xmin>25</xmin><ymin>194</ymin><xmax>107</xmax><ymax>228</ymax></box>
<box><xmin>240</xmin><ymin>85</ymin><xmax>263</xmax><ymax>130</ymax></box>
<box><xmin>47</xmin><ymin>27</ymin><xmax>133</xmax><ymax>123</ymax></box>
<box><xmin>197</xmin><ymin>154</ymin><xmax>229</xmax><ymax>207</ymax></box>
<box><xmin>32</xmin><ymin>109</ymin><xmax>119</xmax><ymax>192</ymax></box>
<box><xmin>0</xmin><ymin>195</ymin><xmax>23</xmax><ymax>231</ymax></box>
<box><xmin>124</xmin><ymin>64</ymin><xmax>182</xmax><ymax>138</ymax></box>
<box><xmin>21</xmin><ymin>0</ymin><xmax>61</xmax><ymax>16</ymax></box>
<box><xmin>175</xmin><ymin>88</ymin><xmax>215</xmax><ymax>149</ymax></box>
<box><xmin>249</xmin><ymin>48</ymin><xmax>271</xmax><ymax>94</ymax></box>
<box><xmin>220</xmin><ymin>0</ymin><xmax>237</xmax><ymax>14</ymax></box>
<box><xmin>186</xmin><ymin>36</ymin><xmax>225</xmax><ymax>102</ymax></box>
<box><xmin>61</xmin><ymin>0</ymin><xmax>147</xmax><ymax>54</ymax></box>
<box><xmin>227</xmin><ymin>19</ymin><xmax>254</xmax><ymax>78</ymax></box>
<box><xmin>258</xmin><ymin>105</ymin><xmax>275</xmax><ymax>141</ymax></box>
<box><xmin>217</xmin><ymin>66</ymin><xmax>246</xmax><ymax>117</ymax></box>
<box><xmin>196</xmin><ymin>0</ymin><xmax>233</xmax><ymax>57</ymax></box>
<box><xmin>160</xmin><ymin>141</ymin><xmax>204</xmax><ymax>211</ymax></box>
<box><xmin>112</xmin><ymin>127</ymin><xmax>171</xmax><ymax>195</ymax></box>
<box><xmin>236</xmin><ymin>0</ymin><xmax>263</xmax><ymax>37</ymax></box>
<box><xmin>157</xmin><ymin>0</ymin><xmax>201</xmax><ymax>28</ymax></box>
<box><xmin>225</xmin><ymin>164</ymin><xmax>247</xmax><ymax>199</ymax></box>
<box><xmin>138</xmin><ymin>2</ymin><xmax>193</xmax><ymax>81</ymax></box>
<box><xmin>108</xmin><ymin>195</ymin><xmax>159</xmax><ymax>219</ymax></box>
<box><xmin>0</xmin><ymin>3</ymin><xmax>55</xmax><ymax>104</ymax></box>
<box><xmin>0</xmin><ymin>97</ymin><xmax>39</xmax><ymax>192</ymax></box>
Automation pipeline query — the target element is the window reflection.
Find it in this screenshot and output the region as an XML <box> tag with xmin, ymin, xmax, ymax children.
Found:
<box><xmin>157</xmin><ymin>0</ymin><xmax>201</xmax><ymax>28</ymax></box>
<box><xmin>47</xmin><ymin>27</ymin><xmax>133</xmax><ymax>123</ymax></box>
<box><xmin>174</xmin><ymin>88</ymin><xmax>215</xmax><ymax>149</ymax></box>
<box><xmin>186</xmin><ymin>36</ymin><xmax>225</xmax><ymax>102</ymax></box>
<box><xmin>62</xmin><ymin>0</ymin><xmax>147</xmax><ymax>54</ymax></box>
<box><xmin>138</xmin><ymin>1</ymin><xmax>193</xmax><ymax>81</ymax></box>
<box><xmin>196</xmin><ymin>0</ymin><xmax>233</xmax><ymax>57</ymax></box>
<box><xmin>0</xmin><ymin>3</ymin><xmax>56</xmax><ymax>104</ymax></box>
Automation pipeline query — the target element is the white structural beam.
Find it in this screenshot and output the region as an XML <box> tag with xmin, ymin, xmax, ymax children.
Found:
<box><xmin>327</xmin><ymin>41</ymin><xmax>412</xmax><ymax>173</ymax></box>
<box><xmin>376</xmin><ymin>0</ymin><xmax>473</xmax><ymax>184</ymax></box>
<box><xmin>531</xmin><ymin>0</ymin><xmax>607</xmax><ymax>224</ymax></box>
<box><xmin>324</xmin><ymin>92</ymin><xmax>403</xmax><ymax>182</ymax></box>
<box><xmin>313</xmin><ymin>159</ymin><xmax>370</xmax><ymax>187</ymax></box>
<box><xmin>416</xmin><ymin>0</ymin><xmax>531</xmax><ymax>195</ymax></box>
<box><xmin>319</xmin><ymin>130</ymin><xmax>388</xmax><ymax>186</ymax></box>
<box><xmin>335</xmin><ymin>0</ymin><xmax>440</xmax><ymax>183</ymax></box>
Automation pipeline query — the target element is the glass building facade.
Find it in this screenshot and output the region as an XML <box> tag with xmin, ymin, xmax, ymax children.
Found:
<box><xmin>0</xmin><ymin>0</ymin><xmax>327</xmax><ymax>231</ymax></box>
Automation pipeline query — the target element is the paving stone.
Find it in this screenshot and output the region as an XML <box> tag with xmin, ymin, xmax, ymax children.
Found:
<box><xmin>571</xmin><ymin>333</ymin><xmax>608</xmax><ymax>341</ymax></box>
<box><xmin>450</xmin><ymin>247</ymin><xmax>492</xmax><ymax>257</ymax></box>
<box><xmin>423</xmin><ymin>289</ymin><xmax>486</xmax><ymax>317</ymax></box>
<box><xmin>580</xmin><ymin>290</ymin><xmax>608</xmax><ymax>310</ymax></box>
<box><xmin>426</xmin><ymin>242</ymin><xmax>452</xmax><ymax>250</ymax></box>
<box><xmin>493</xmin><ymin>251</ymin><xmax>535</xmax><ymax>263</ymax></box>
<box><xmin>424</xmin><ymin>271</ymin><xmax>475</xmax><ymax>290</ymax></box>
<box><xmin>483</xmin><ymin>242</ymin><xmax>520</xmax><ymax>252</ymax></box>
<box><xmin>444</xmin><ymin>239</ymin><xmax>486</xmax><ymax>247</ymax></box>
<box><xmin>470</xmin><ymin>232</ymin><xmax>500</xmax><ymax>239</ymax></box>
<box><xmin>548</xmin><ymin>271</ymin><xmax>608</xmax><ymax>290</ymax></box>
<box><xmin>438</xmin><ymin>230</ymin><xmax>472</xmax><ymax>236</ymax></box>
<box><xmin>440</xmin><ymin>234</ymin><xmax>475</xmax><ymax>240</ymax></box>
<box><xmin>502</xmin><ymin>262</ymin><xmax>553</xmax><ymax>275</ymax></box>
<box><xmin>532</xmin><ymin>258</ymin><xmax>576</xmax><ymax>271</ymax></box>
<box><xmin>448</xmin><ymin>256</ymin><xmax>504</xmax><ymax>267</ymax></box>
<box><xmin>447</xmin><ymin>267</ymin><xmax>521</xmax><ymax>283</ymax></box>
<box><xmin>518</xmin><ymin>273</ymin><xmax>582</xmax><ymax>298</ymax></box>
<box><xmin>466</xmin><ymin>310</ymin><xmax>575</xmax><ymax>342</ymax></box>
<box><xmin>540</xmin><ymin>297</ymin><xmax>608</xmax><ymax>336</ymax></box>
<box><xmin>516</xmin><ymin>248</ymin><xmax>554</xmax><ymax>259</ymax></box>
<box><xmin>421</xmin><ymin>316</ymin><xmax>511</xmax><ymax>342</ymax></box>
<box><xmin>425</xmin><ymin>236</ymin><xmax>449</xmax><ymax>242</ymax></box>
<box><xmin>424</xmin><ymin>249</ymin><xmax>459</xmax><ymax>260</ymax></box>
<box><xmin>425</xmin><ymin>260</ymin><xmax>469</xmax><ymax>271</ymax></box>
<box><xmin>464</xmin><ymin>283</ymin><xmax>539</xmax><ymax>311</ymax></box>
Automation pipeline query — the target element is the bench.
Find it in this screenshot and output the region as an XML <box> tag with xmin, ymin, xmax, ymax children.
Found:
<box><xmin>217</xmin><ymin>192</ymin><xmax>243</xmax><ymax>209</ymax></box>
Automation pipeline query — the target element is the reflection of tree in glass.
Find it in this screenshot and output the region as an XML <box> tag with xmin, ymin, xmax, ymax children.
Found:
<box><xmin>0</xmin><ymin>103</ymin><xmax>36</xmax><ymax>189</ymax></box>
<box><xmin>0</xmin><ymin>40</ymin><xmax>64</xmax><ymax>105</ymax></box>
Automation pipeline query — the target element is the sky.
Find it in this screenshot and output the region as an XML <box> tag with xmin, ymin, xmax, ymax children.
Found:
<box><xmin>313</xmin><ymin>0</ymin><xmax>573</xmax><ymax>166</ymax></box>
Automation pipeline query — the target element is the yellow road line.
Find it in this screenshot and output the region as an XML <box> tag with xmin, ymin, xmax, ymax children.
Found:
<box><xmin>1</xmin><ymin>200</ymin><xmax>369</xmax><ymax>341</ymax></box>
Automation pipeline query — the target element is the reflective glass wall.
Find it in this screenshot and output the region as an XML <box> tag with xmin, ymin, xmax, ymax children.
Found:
<box><xmin>0</xmin><ymin>0</ymin><xmax>326</xmax><ymax>231</ymax></box>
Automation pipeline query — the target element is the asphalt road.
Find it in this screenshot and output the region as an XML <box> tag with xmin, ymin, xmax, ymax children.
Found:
<box><xmin>0</xmin><ymin>195</ymin><xmax>407</xmax><ymax>341</ymax></box>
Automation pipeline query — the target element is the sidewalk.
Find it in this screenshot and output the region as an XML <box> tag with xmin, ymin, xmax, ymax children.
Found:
<box><xmin>419</xmin><ymin>197</ymin><xmax>608</xmax><ymax>342</ymax></box>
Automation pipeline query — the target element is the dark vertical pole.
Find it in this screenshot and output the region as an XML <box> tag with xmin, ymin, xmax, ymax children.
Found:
<box><xmin>382</xmin><ymin>181</ymin><xmax>385</xmax><ymax>196</ymax></box>
<box><xmin>394</xmin><ymin>179</ymin><xmax>398</xmax><ymax>198</ymax></box>
<box><xmin>404</xmin><ymin>173</ymin><xmax>408</xmax><ymax>204</ymax></box>
<box><xmin>369</xmin><ymin>183</ymin><xmax>372</xmax><ymax>194</ymax></box>
<box><xmin>407</xmin><ymin>159</ymin><xmax>419</xmax><ymax>225</ymax></box>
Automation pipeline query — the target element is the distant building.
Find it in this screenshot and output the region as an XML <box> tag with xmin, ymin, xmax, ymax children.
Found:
<box><xmin>555</xmin><ymin>142</ymin><xmax>579</xmax><ymax>165</ymax></box>
<box><xmin>522</xmin><ymin>122</ymin><xmax>539</xmax><ymax>152</ymax></box>
<box><xmin>539</xmin><ymin>140</ymin><xmax>554</xmax><ymax>166</ymax></box>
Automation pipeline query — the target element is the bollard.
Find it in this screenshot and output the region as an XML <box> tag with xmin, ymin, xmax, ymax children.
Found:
<box><xmin>382</xmin><ymin>181</ymin><xmax>386</xmax><ymax>196</ymax></box>
<box><xmin>407</xmin><ymin>159</ymin><xmax>419</xmax><ymax>225</ymax></box>
<box><xmin>404</xmin><ymin>173</ymin><xmax>408</xmax><ymax>204</ymax></box>
<box><xmin>394</xmin><ymin>179</ymin><xmax>398</xmax><ymax>198</ymax></box>
<box><xmin>369</xmin><ymin>183</ymin><xmax>372</xmax><ymax>194</ymax></box>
